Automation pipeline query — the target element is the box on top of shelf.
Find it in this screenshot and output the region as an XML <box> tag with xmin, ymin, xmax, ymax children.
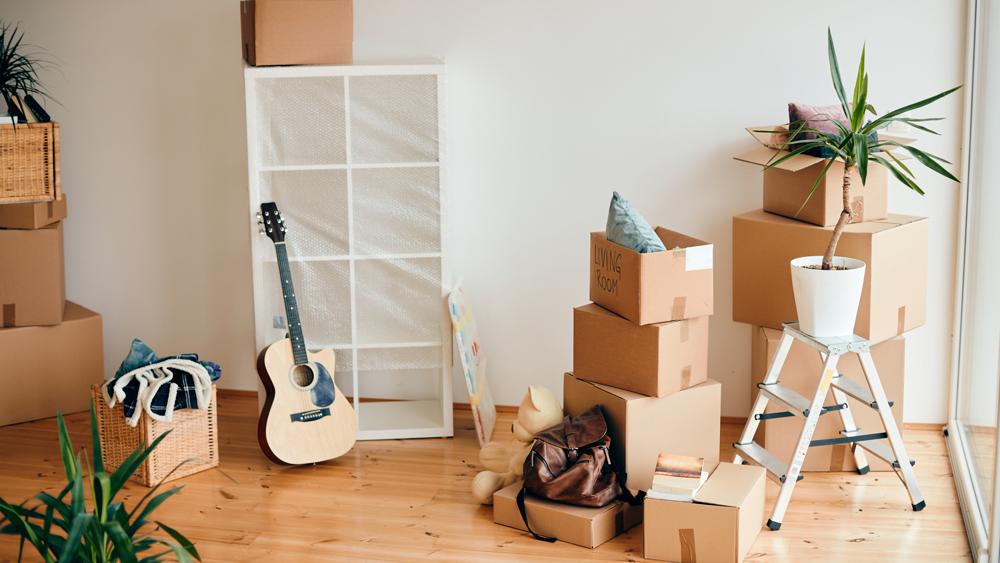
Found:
<box><xmin>573</xmin><ymin>303</ymin><xmax>708</xmax><ymax>397</ymax></box>
<box><xmin>644</xmin><ymin>462</ymin><xmax>766</xmax><ymax>563</ymax></box>
<box><xmin>493</xmin><ymin>482</ymin><xmax>643</xmax><ymax>549</ymax></box>
<box><xmin>752</xmin><ymin>325</ymin><xmax>905</xmax><ymax>472</ymax></box>
<box><xmin>0</xmin><ymin>194</ymin><xmax>67</xmax><ymax>229</ymax></box>
<box><xmin>733</xmin><ymin>209</ymin><xmax>928</xmax><ymax>344</ymax></box>
<box><xmin>241</xmin><ymin>0</ymin><xmax>353</xmax><ymax>66</ymax></box>
<box><xmin>563</xmin><ymin>373</ymin><xmax>720</xmax><ymax>492</ymax></box>
<box><xmin>589</xmin><ymin>228</ymin><xmax>713</xmax><ymax>325</ymax></box>
<box><xmin>0</xmin><ymin>221</ymin><xmax>65</xmax><ymax>327</ymax></box>
<box><xmin>732</xmin><ymin>125</ymin><xmax>913</xmax><ymax>227</ymax></box>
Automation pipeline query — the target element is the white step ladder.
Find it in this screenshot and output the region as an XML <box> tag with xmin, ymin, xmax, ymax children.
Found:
<box><xmin>733</xmin><ymin>322</ymin><xmax>925</xmax><ymax>531</ymax></box>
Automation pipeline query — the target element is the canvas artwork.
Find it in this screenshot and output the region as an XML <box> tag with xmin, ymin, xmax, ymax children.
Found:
<box><xmin>448</xmin><ymin>285</ymin><xmax>496</xmax><ymax>447</ymax></box>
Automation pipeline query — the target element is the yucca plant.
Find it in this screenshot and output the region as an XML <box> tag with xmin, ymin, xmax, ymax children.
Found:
<box><xmin>0</xmin><ymin>405</ymin><xmax>200</xmax><ymax>562</ymax></box>
<box><xmin>766</xmin><ymin>28</ymin><xmax>961</xmax><ymax>270</ymax></box>
<box><xmin>0</xmin><ymin>21</ymin><xmax>49</xmax><ymax>119</ymax></box>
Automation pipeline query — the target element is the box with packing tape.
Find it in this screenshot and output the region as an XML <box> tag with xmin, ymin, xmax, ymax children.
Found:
<box><xmin>0</xmin><ymin>194</ymin><xmax>67</xmax><ymax>229</ymax></box>
<box><xmin>733</xmin><ymin>209</ymin><xmax>927</xmax><ymax>344</ymax></box>
<box><xmin>644</xmin><ymin>462</ymin><xmax>766</xmax><ymax>563</ymax></box>
<box><xmin>732</xmin><ymin>125</ymin><xmax>918</xmax><ymax>227</ymax></box>
<box><xmin>563</xmin><ymin>373</ymin><xmax>720</xmax><ymax>492</ymax></box>
<box><xmin>751</xmin><ymin>325</ymin><xmax>905</xmax><ymax>471</ymax></box>
<box><xmin>493</xmin><ymin>482</ymin><xmax>643</xmax><ymax>549</ymax></box>
<box><xmin>0</xmin><ymin>302</ymin><xmax>103</xmax><ymax>426</ymax></box>
<box><xmin>0</xmin><ymin>221</ymin><xmax>65</xmax><ymax>327</ymax></box>
<box><xmin>589</xmin><ymin>228</ymin><xmax>713</xmax><ymax>325</ymax></box>
<box><xmin>573</xmin><ymin>303</ymin><xmax>708</xmax><ymax>398</ymax></box>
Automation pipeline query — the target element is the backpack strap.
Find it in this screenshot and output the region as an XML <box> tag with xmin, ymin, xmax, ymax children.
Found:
<box><xmin>615</xmin><ymin>469</ymin><xmax>646</xmax><ymax>506</ymax></box>
<box><xmin>516</xmin><ymin>485</ymin><xmax>556</xmax><ymax>543</ymax></box>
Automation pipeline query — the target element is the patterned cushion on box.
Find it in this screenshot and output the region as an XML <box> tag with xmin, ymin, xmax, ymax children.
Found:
<box><xmin>788</xmin><ymin>102</ymin><xmax>878</xmax><ymax>159</ymax></box>
<box><xmin>606</xmin><ymin>191</ymin><xmax>665</xmax><ymax>253</ymax></box>
<box><xmin>788</xmin><ymin>103</ymin><xmax>849</xmax><ymax>158</ymax></box>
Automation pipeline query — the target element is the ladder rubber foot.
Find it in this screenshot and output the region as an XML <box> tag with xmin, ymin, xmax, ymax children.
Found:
<box><xmin>856</xmin><ymin>465</ymin><xmax>870</xmax><ymax>475</ymax></box>
<box><xmin>943</xmin><ymin>427</ymin><xmax>949</xmax><ymax>437</ymax></box>
<box><xmin>766</xmin><ymin>519</ymin><xmax>782</xmax><ymax>531</ymax></box>
<box><xmin>913</xmin><ymin>500</ymin><xmax>926</xmax><ymax>512</ymax></box>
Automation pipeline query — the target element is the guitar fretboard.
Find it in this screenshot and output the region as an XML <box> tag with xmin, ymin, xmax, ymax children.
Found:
<box><xmin>274</xmin><ymin>243</ymin><xmax>309</xmax><ymax>365</ymax></box>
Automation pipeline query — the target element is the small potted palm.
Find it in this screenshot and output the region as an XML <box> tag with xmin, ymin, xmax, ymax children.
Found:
<box><xmin>766</xmin><ymin>29</ymin><xmax>960</xmax><ymax>337</ymax></box>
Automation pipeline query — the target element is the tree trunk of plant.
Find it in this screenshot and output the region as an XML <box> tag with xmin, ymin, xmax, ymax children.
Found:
<box><xmin>822</xmin><ymin>166</ymin><xmax>854</xmax><ymax>270</ymax></box>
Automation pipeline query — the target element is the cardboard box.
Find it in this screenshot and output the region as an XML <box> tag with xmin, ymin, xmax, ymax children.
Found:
<box><xmin>0</xmin><ymin>221</ymin><xmax>65</xmax><ymax>327</ymax></box>
<box><xmin>0</xmin><ymin>194</ymin><xmax>67</xmax><ymax>229</ymax></box>
<box><xmin>644</xmin><ymin>462</ymin><xmax>766</xmax><ymax>562</ymax></box>
<box><xmin>751</xmin><ymin>325</ymin><xmax>905</xmax><ymax>471</ymax></box>
<box><xmin>573</xmin><ymin>303</ymin><xmax>708</xmax><ymax>397</ymax></box>
<box><xmin>493</xmin><ymin>482</ymin><xmax>643</xmax><ymax>549</ymax></box>
<box><xmin>564</xmin><ymin>373</ymin><xmax>720</xmax><ymax>492</ymax></box>
<box><xmin>0</xmin><ymin>302</ymin><xmax>104</xmax><ymax>426</ymax></box>
<box><xmin>590</xmin><ymin>229</ymin><xmax>713</xmax><ymax>325</ymax></box>
<box><xmin>732</xmin><ymin>209</ymin><xmax>927</xmax><ymax>344</ymax></box>
<box><xmin>734</xmin><ymin>125</ymin><xmax>891</xmax><ymax>227</ymax></box>
<box><xmin>241</xmin><ymin>0</ymin><xmax>353</xmax><ymax>66</ymax></box>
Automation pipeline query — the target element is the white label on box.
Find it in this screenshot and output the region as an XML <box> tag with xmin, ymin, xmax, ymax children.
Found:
<box><xmin>685</xmin><ymin>244</ymin><xmax>713</xmax><ymax>271</ymax></box>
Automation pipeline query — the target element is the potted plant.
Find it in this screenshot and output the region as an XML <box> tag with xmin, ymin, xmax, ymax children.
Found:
<box><xmin>0</xmin><ymin>406</ymin><xmax>201</xmax><ymax>562</ymax></box>
<box><xmin>766</xmin><ymin>29</ymin><xmax>960</xmax><ymax>337</ymax></box>
<box><xmin>0</xmin><ymin>21</ymin><xmax>49</xmax><ymax>122</ymax></box>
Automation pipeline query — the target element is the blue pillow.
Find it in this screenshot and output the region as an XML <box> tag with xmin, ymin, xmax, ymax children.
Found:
<box><xmin>606</xmin><ymin>192</ymin><xmax>666</xmax><ymax>253</ymax></box>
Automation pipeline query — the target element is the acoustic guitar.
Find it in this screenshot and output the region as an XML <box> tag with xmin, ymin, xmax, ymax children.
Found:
<box><xmin>255</xmin><ymin>202</ymin><xmax>357</xmax><ymax>464</ymax></box>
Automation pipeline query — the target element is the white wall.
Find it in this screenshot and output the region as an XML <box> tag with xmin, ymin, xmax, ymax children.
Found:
<box><xmin>5</xmin><ymin>0</ymin><xmax>966</xmax><ymax>423</ymax></box>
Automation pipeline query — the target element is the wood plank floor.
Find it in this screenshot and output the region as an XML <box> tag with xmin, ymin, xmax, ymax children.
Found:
<box><xmin>0</xmin><ymin>395</ymin><xmax>971</xmax><ymax>562</ymax></box>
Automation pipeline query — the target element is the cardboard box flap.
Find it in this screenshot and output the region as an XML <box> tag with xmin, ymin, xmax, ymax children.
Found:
<box><xmin>693</xmin><ymin>463</ymin><xmax>765</xmax><ymax>508</ymax></box>
<box><xmin>746</xmin><ymin>125</ymin><xmax>788</xmax><ymax>148</ymax></box>
<box><xmin>733</xmin><ymin>145</ymin><xmax>822</xmax><ymax>172</ymax></box>
<box><xmin>844</xmin><ymin>213</ymin><xmax>926</xmax><ymax>234</ymax></box>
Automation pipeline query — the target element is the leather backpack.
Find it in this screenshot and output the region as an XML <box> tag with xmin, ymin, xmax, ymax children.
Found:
<box><xmin>517</xmin><ymin>405</ymin><xmax>644</xmax><ymax>542</ymax></box>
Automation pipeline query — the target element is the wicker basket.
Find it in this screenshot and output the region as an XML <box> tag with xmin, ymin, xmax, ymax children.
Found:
<box><xmin>92</xmin><ymin>384</ymin><xmax>219</xmax><ymax>487</ymax></box>
<box><xmin>0</xmin><ymin>122</ymin><xmax>61</xmax><ymax>203</ymax></box>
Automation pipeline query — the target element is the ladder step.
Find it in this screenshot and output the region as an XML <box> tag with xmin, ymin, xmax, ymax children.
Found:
<box><xmin>831</xmin><ymin>375</ymin><xmax>895</xmax><ymax>410</ymax></box>
<box><xmin>855</xmin><ymin>438</ymin><xmax>916</xmax><ymax>468</ymax></box>
<box><xmin>734</xmin><ymin>441</ymin><xmax>803</xmax><ymax>484</ymax></box>
<box><xmin>754</xmin><ymin>403</ymin><xmax>847</xmax><ymax>421</ymax></box>
<box><xmin>758</xmin><ymin>383</ymin><xmax>811</xmax><ymax>416</ymax></box>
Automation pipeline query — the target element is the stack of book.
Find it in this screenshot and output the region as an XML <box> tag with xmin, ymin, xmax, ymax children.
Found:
<box><xmin>646</xmin><ymin>453</ymin><xmax>708</xmax><ymax>502</ymax></box>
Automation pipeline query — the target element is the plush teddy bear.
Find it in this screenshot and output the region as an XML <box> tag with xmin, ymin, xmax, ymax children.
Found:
<box><xmin>472</xmin><ymin>385</ymin><xmax>563</xmax><ymax>504</ymax></box>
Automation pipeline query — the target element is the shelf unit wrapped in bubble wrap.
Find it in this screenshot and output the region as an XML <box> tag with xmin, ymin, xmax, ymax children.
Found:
<box><xmin>244</xmin><ymin>62</ymin><xmax>452</xmax><ymax>440</ymax></box>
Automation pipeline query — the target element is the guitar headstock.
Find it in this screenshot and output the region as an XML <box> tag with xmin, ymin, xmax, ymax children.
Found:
<box><xmin>257</xmin><ymin>202</ymin><xmax>287</xmax><ymax>244</ymax></box>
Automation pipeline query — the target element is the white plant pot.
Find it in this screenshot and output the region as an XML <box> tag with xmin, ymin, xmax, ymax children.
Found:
<box><xmin>789</xmin><ymin>256</ymin><xmax>866</xmax><ymax>337</ymax></box>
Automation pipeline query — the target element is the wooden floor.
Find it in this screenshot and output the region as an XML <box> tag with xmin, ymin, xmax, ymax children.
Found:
<box><xmin>0</xmin><ymin>394</ymin><xmax>971</xmax><ymax>562</ymax></box>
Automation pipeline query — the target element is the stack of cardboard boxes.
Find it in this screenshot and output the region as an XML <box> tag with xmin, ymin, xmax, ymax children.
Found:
<box><xmin>732</xmin><ymin>126</ymin><xmax>925</xmax><ymax>471</ymax></box>
<box><xmin>0</xmin><ymin>194</ymin><xmax>104</xmax><ymax>426</ymax></box>
<box><xmin>494</xmin><ymin>225</ymin><xmax>721</xmax><ymax>548</ymax></box>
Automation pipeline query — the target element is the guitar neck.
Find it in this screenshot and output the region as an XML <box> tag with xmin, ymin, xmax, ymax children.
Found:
<box><xmin>273</xmin><ymin>243</ymin><xmax>309</xmax><ymax>365</ymax></box>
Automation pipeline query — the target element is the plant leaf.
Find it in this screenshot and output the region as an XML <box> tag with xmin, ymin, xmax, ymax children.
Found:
<box><xmin>827</xmin><ymin>28</ymin><xmax>851</xmax><ymax>120</ymax></box>
<box><xmin>156</xmin><ymin>522</ymin><xmax>201</xmax><ymax>561</ymax></box>
<box><xmin>90</xmin><ymin>402</ymin><xmax>104</xmax><ymax>475</ymax></box>
<box><xmin>128</xmin><ymin>488</ymin><xmax>183</xmax><ymax>536</ymax></box>
<box><xmin>902</xmin><ymin>145</ymin><xmax>960</xmax><ymax>181</ymax></box>
<box><xmin>864</xmin><ymin>85</ymin><xmax>962</xmax><ymax>134</ymax></box>
<box><xmin>104</xmin><ymin>520</ymin><xmax>140</xmax><ymax>563</ymax></box>
<box><xmin>110</xmin><ymin>430</ymin><xmax>172</xmax><ymax>495</ymax></box>
<box><xmin>56</xmin><ymin>413</ymin><xmax>77</xmax><ymax>483</ymax></box>
<box><xmin>55</xmin><ymin>513</ymin><xmax>93</xmax><ymax>563</ymax></box>
<box><xmin>872</xmin><ymin>155</ymin><xmax>926</xmax><ymax>195</ymax></box>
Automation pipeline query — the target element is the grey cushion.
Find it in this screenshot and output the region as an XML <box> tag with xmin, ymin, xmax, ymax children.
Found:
<box><xmin>606</xmin><ymin>191</ymin><xmax>665</xmax><ymax>253</ymax></box>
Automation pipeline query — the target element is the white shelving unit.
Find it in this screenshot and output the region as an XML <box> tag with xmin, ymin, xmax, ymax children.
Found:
<box><xmin>244</xmin><ymin>62</ymin><xmax>452</xmax><ymax>440</ymax></box>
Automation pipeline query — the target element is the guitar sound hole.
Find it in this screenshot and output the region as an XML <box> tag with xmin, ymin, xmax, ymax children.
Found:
<box><xmin>290</xmin><ymin>364</ymin><xmax>316</xmax><ymax>389</ymax></box>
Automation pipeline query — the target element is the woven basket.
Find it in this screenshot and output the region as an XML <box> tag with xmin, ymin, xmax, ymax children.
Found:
<box><xmin>0</xmin><ymin>122</ymin><xmax>61</xmax><ymax>203</ymax></box>
<box><xmin>92</xmin><ymin>384</ymin><xmax>219</xmax><ymax>487</ymax></box>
